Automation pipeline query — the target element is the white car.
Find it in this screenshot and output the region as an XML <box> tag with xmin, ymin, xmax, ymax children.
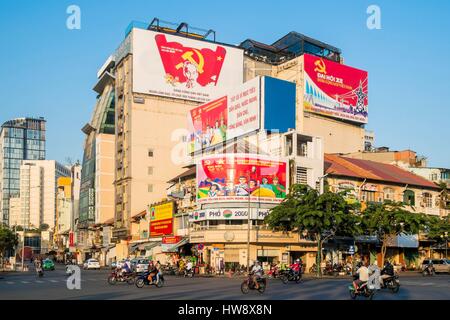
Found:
<box><xmin>135</xmin><ymin>259</ymin><xmax>149</xmax><ymax>273</ymax></box>
<box><xmin>83</xmin><ymin>258</ymin><xmax>100</xmax><ymax>270</ymax></box>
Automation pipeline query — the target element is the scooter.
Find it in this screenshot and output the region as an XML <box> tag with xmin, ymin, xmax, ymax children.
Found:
<box><xmin>422</xmin><ymin>264</ymin><xmax>435</xmax><ymax>276</ymax></box>
<box><xmin>241</xmin><ymin>273</ymin><xmax>267</xmax><ymax>294</ymax></box>
<box><xmin>135</xmin><ymin>272</ymin><xmax>164</xmax><ymax>288</ymax></box>
<box><xmin>184</xmin><ymin>268</ymin><xmax>194</xmax><ymax>278</ymax></box>
<box><xmin>348</xmin><ymin>275</ymin><xmax>375</xmax><ymax>300</ymax></box>
<box><xmin>380</xmin><ymin>274</ymin><xmax>400</xmax><ymax>293</ymax></box>
<box><xmin>279</xmin><ymin>268</ymin><xmax>302</xmax><ymax>284</ymax></box>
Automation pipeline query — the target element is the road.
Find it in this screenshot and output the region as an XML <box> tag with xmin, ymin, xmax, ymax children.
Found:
<box><xmin>0</xmin><ymin>264</ymin><xmax>449</xmax><ymax>300</ymax></box>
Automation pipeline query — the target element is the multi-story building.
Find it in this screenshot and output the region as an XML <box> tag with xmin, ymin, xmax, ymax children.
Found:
<box><xmin>342</xmin><ymin>148</ymin><xmax>428</xmax><ymax>168</ymax></box>
<box><xmin>77</xmin><ymin>55</ymin><xmax>116</xmax><ymax>261</ymax></box>
<box><xmin>55</xmin><ymin>177</ymin><xmax>73</xmax><ymax>253</ymax></box>
<box><xmin>240</xmin><ymin>32</ymin><xmax>369</xmax><ymax>154</ymax></box>
<box><xmin>0</xmin><ymin>117</ymin><xmax>46</xmax><ymax>226</ymax></box>
<box><xmin>18</xmin><ymin>160</ymin><xmax>71</xmax><ymax>230</ymax></box>
<box><xmin>324</xmin><ymin>154</ymin><xmax>448</xmax><ymax>267</ymax></box>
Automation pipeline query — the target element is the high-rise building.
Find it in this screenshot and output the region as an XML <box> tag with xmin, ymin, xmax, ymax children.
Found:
<box><xmin>17</xmin><ymin>160</ymin><xmax>71</xmax><ymax>230</ymax></box>
<box><xmin>77</xmin><ymin>58</ymin><xmax>115</xmax><ymax>255</ymax></box>
<box><xmin>0</xmin><ymin>117</ymin><xmax>46</xmax><ymax>225</ymax></box>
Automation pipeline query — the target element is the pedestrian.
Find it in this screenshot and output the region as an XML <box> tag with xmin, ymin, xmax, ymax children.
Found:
<box><xmin>220</xmin><ymin>259</ymin><xmax>225</xmax><ymax>275</ymax></box>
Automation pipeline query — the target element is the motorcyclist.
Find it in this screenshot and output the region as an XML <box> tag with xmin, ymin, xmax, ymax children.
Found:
<box><xmin>379</xmin><ymin>260</ymin><xmax>395</xmax><ymax>287</ymax></box>
<box><xmin>353</xmin><ymin>261</ymin><xmax>369</xmax><ymax>291</ymax></box>
<box><xmin>290</xmin><ymin>259</ymin><xmax>301</xmax><ymax>277</ymax></box>
<box><xmin>147</xmin><ymin>261</ymin><xmax>157</xmax><ymax>283</ymax></box>
<box><xmin>35</xmin><ymin>258</ymin><xmax>43</xmax><ymax>276</ymax></box>
<box><xmin>250</xmin><ymin>261</ymin><xmax>263</xmax><ymax>290</ymax></box>
<box><xmin>121</xmin><ymin>259</ymin><xmax>132</xmax><ymax>278</ymax></box>
<box><xmin>185</xmin><ymin>259</ymin><xmax>193</xmax><ymax>275</ymax></box>
<box><xmin>155</xmin><ymin>260</ymin><xmax>162</xmax><ymax>283</ymax></box>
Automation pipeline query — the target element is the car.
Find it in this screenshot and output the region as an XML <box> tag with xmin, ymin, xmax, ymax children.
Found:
<box><xmin>422</xmin><ymin>259</ymin><xmax>450</xmax><ymax>274</ymax></box>
<box><xmin>134</xmin><ymin>259</ymin><xmax>150</xmax><ymax>273</ymax></box>
<box><xmin>83</xmin><ymin>258</ymin><xmax>101</xmax><ymax>270</ymax></box>
<box><xmin>42</xmin><ymin>259</ymin><xmax>55</xmax><ymax>271</ymax></box>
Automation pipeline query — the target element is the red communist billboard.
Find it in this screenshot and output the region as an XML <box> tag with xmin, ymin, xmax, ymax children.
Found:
<box><xmin>133</xmin><ymin>29</ymin><xmax>244</xmax><ymax>102</ymax></box>
<box><xmin>303</xmin><ymin>53</ymin><xmax>368</xmax><ymax>123</ymax></box>
<box><xmin>197</xmin><ymin>154</ymin><xmax>288</xmax><ymax>204</ymax></box>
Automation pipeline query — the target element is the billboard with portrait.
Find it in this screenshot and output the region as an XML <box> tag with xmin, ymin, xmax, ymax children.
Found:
<box><xmin>133</xmin><ymin>28</ymin><xmax>244</xmax><ymax>102</ymax></box>
<box><xmin>303</xmin><ymin>53</ymin><xmax>368</xmax><ymax>123</ymax></box>
<box><xmin>196</xmin><ymin>154</ymin><xmax>288</xmax><ymax>204</ymax></box>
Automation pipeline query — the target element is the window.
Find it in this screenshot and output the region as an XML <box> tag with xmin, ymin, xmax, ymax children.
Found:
<box><xmin>361</xmin><ymin>191</ymin><xmax>375</xmax><ymax>202</ymax></box>
<box><xmin>403</xmin><ymin>190</ymin><xmax>415</xmax><ymax>206</ymax></box>
<box><xmin>285</xmin><ymin>134</ymin><xmax>293</xmax><ymax>156</ymax></box>
<box><xmin>148</xmin><ymin>184</ymin><xmax>153</xmax><ymax>193</ymax></box>
<box><xmin>383</xmin><ymin>187</ymin><xmax>395</xmax><ymax>201</ymax></box>
<box><xmin>430</xmin><ymin>173</ymin><xmax>438</xmax><ymax>181</ymax></box>
<box><xmin>148</xmin><ymin>167</ymin><xmax>153</xmax><ymax>175</ymax></box>
<box><xmin>296</xmin><ymin>167</ymin><xmax>308</xmax><ymax>185</ymax></box>
<box><xmin>422</xmin><ymin>192</ymin><xmax>432</xmax><ymax>208</ymax></box>
<box><xmin>148</xmin><ymin>149</ymin><xmax>154</xmax><ymax>157</ymax></box>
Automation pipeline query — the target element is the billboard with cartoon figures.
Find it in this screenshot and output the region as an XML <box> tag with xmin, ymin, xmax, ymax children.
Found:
<box><xmin>133</xmin><ymin>28</ymin><xmax>244</xmax><ymax>102</ymax></box>
<box><xmin>196</xmin><ymin>154</ymin><xmax>288</xmax><ymax>204</ymax></box>
<box><xmin>303</xmin><ymin>53</ymin><xmax>368</xmax><ymax>123</ymax></box>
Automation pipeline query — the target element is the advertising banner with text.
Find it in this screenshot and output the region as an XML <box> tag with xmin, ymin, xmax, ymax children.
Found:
<box><xmin>149</xmin><ymin>202</ymin><xmax>174</xmax><ymax>237</ymax></box>
<box><xmin>197</xmin><ymin>154</ymin><xmax>288</xmax><ymax>204</ymax></box>
<box><xmin>133</xmin><ymin>28</ymin><xmax>244</xmax><ymax>102</ymax></box>
<box><xmin>188</xmin><ymin>77</ymin><xmax>260</xmax><ymax>153</ymax></box>
<box><xmin>303</xmin><ymin>53</ymin><xmax>368</xmax><ymax>123</ymax></box>
<box><xmin>188</xmin><ymin>208</ymin><xmax>271</xmax><ymax>222</ymax></box>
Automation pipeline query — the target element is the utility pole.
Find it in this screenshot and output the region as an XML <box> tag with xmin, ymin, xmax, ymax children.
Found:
<box><xmin>246</xmin><ymin>166</ymin><xmax>256</xmax><ymax>273</ymax></box>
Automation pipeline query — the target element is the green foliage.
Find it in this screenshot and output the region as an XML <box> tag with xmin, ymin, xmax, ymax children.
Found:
<box><xmin>426</xmin><ymin>215</ymin><xmax>450</xmax><ymax>242</ymax></box>
<box><xmin>361</xmin><ymin>201</ymin><xmax>428</xmax><ymax>239</ymax></box>
<box><xmin>265</xmin><ymin>184</ymin><xmax>362</xmax><ymax>238</ymax></box>
<box><xmin>0</xmin><ymin>224</ymin><xmax>19</xmax><ymax>258</ymax></box>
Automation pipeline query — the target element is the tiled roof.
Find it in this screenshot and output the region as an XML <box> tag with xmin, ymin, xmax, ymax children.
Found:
<box><xmin>325</xmin><ymin>154</ymin><xmax>439</xmax><ymax>189</ymax></box>
<box><xmin>167</xmin><ymin>166</ymin><xmax>196</xmax><ymax>183</ymax></box>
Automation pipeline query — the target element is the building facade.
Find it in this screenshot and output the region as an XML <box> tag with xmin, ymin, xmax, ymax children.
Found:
<box><xmin>0</xmin><ymin>117</ymin><xmax>46</xmax><ymax>226</ymax></box>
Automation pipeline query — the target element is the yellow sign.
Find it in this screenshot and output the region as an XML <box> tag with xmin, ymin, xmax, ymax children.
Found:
<box><xmin>149</xmin><ymin>202</ymin><xmax>174</xmax><ymax>222</ymax></box>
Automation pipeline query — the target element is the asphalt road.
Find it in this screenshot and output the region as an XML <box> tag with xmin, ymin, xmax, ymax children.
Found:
<box><xmin>0</xmin><ymin>264</ymin><xmax>449</xmax><ymax>300</ymax></box>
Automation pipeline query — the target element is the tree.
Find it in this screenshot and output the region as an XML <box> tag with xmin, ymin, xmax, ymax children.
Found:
<box><xmin>0</xmin><ymin>224</ymin><xmax>19</xmax><ymax>267</ymax></box>
<box><xmin>426</xmin><ymin>215</ymin><xmax>450</xmax><ymax>256</ymax></box>
<box><xmin>265</xmin><ymin>184</ymin><xmax>362</xmax><ymax>277</ymax></box>
<box><xmin>361</xmin><ymin>201</ymin><xmax>428</xmax><ymax>266</ymax></box>
<box><xmin>437</xmin><ymin>182</ymin><xmax>450</xmax><ymax>210</ymax></box>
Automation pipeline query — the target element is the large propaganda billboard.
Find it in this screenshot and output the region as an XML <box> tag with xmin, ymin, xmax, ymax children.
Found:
<box><xmin>133</xmin><ymin>28</ymin><xmax>244</xmax><ymax>102</ymax></box>
<box><xmin>197</xmin><ymin>154</ymin><xmax>288</xmax><ymax>204</ymax></box>
<box><xmin>188</xmin><ymin>77</ymin><xmax>260</xmax><ymax>153</ymax></box>
<box><xmin>303</xmin><ymin>53</ymin><xmax>368</xmax><ymax>123</ymax></box>
<box><xmin>149</xmin><ymin>202</ymin><xmax>174</xmax><ymax>237</ymax></box>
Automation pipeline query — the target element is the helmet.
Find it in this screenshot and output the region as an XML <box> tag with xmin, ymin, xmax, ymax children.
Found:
<box><xmin>296</xmin><ymin>259</ymin><xmax>300</xmax><ymax>263</ymax></box>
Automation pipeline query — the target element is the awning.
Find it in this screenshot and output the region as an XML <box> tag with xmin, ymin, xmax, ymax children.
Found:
<box><xmin>161</xmin><ymin>238</ymin><xmax>189</xmax><ymax>253</ymax></box>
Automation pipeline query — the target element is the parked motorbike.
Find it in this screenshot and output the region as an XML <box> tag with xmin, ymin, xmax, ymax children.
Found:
<box><xmin>348</xmin><ymin>275</ymin><xmax>375</xmax><ymax>300</ymax></box>
<box><xmin>107</xmin><ymin>270</ymin><xmax>135</xmax><ymax>285</ymax></box>
<box><xmin>135</xmin><ymin>272</ymin><xmax>164</xmax><ymax>288</ymax></box>
<box><xmin>280</xmin><ymin>269</ymin><xmax>302</xmax><ymax>284</ymax></box>
<box><xmin>241</xmin><ymin>273</ymin><xmax>267</xmax><ymax>294</ymax></box>
<box><xmin>422</xmin><ymin>264</ymin><xmax>435</xmax><ymax>276</ymax></box>
<box><xmin>380</xmin><ymin>274</ymin><xmax>400</xmax><ymax>293</ymax></box>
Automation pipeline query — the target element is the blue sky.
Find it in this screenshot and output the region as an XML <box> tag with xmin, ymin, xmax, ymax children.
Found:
<box><xmin>0</xmin><ymin>0</ymin><xmax>449</xmax><ymax>167</ymax></box>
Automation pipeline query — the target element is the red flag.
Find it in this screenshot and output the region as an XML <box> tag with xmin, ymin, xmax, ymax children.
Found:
<box><xmin>155</xmin><ymin>34</ymin><xmax>227</xmax><ymax>88</ymax></box>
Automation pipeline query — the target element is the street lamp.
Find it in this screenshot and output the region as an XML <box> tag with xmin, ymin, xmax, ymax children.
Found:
<box><xmin>441</xmin><ymin>231</ymin><xmax>448</xmax><ymax>259</ymax></box>
<box><xmin>246</xmin><ymin>166</ymin><xmax>256</xmax><ymax>273</ymax></box>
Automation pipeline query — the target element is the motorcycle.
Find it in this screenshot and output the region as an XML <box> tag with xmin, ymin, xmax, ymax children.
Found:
<box><xmin>380</xmin><ymin>274</ymin><xmax>400</xmax><ymax>293</ymax></box>
<box><xmin>323</xmin><ymin>263</ymin><xmax>341</xmax><ymax>277</ymax></box>
<box><xmin>267</xmin><ymin>266</ymin><xmax>281</xmax><ymax>279</ymax></box>
<box><xmin>36</xmin><ymin>267</ymin><xmax>44</xmax><ymax>277</ymax></box>
<box><xmin>241</xmin><ymin>273</ymin><xmax>267</xmax><ymax>294</ymax></box>
<box><xmin>65</xmin><ymin>265</ymin><xmax>76</xmax><ymax>276</ymax></box>
<box><xmin>280</xmin><ymin>268</ymin><xmax>302</xmax><ymax>284</ymax></box>
<box><xmin>422</xmin><ymin>264</ymin><xmax>435</xmax><ymax>276</ymax></box>
<box><xmin>135</xmin><ymin>271</ymin><xmax>164</xmax><ymax>288</ymax></box>
<box><xmin>348</xmin><ymin>275</ymin><xmax>375</xmax><ymax>300</ymax></box>
<box><xmin>184</xmin><ymin>268</ymin><xmax>194</xmax><ymax>278</ymax></box>
<box><xmin>107</xmin><ymin>270</ymin><xmax>135</xmax><ymax>285</ymax></box>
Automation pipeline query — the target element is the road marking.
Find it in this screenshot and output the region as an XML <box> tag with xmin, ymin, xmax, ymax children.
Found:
<box><xmin>6</xmin><ymin>281</ymin><xmax>14</xmax><ymax>284</ymax></box>
<box><xmin>35</xmin><ymin>280</ymin><xmax>44</xmax><ymax>283</ymax></box>
<box><xmin>21</xmin><ymin>281</ymin><xmax>30</xmax><ymax>284</ymax></box>
<box><xmin>49</xmin><ymin>280</ymin><xmax>59</xmax><ymax>283</ymax></box>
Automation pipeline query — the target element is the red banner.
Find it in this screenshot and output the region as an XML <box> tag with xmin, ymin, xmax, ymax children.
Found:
<box><xmin>150</xmin><ymin>218</ymin><xmax>173</xmax><ymax>237</ymax></box>
<box><xmin>303</xmin><ymin>53</ymin><xmax>368</xmax><ymax>123</ymax></box>
<box><xmin>162</xmin><ymin>236</ymin><xmax>182</xmax><ymax>244</ymax></box>
<box><xmin>155</xmin><ymin>34</ymin><xmax>227</xmax><ymax>88</ymax></box>
<box><xmin>69</xmin><ymin>231</ymin><xmax>74</xmax><ymax>247</ymax></box>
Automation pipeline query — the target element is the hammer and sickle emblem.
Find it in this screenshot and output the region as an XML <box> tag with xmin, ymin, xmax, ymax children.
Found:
<box><xmin>314</xmin><ymin>59</ymin><xmax>327</xmax><ymax>74</ymax></box>
<box><xmin>175</xmin><ymin>49</ymin><xmax>205</xmax><ymax>74</ymax></box>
